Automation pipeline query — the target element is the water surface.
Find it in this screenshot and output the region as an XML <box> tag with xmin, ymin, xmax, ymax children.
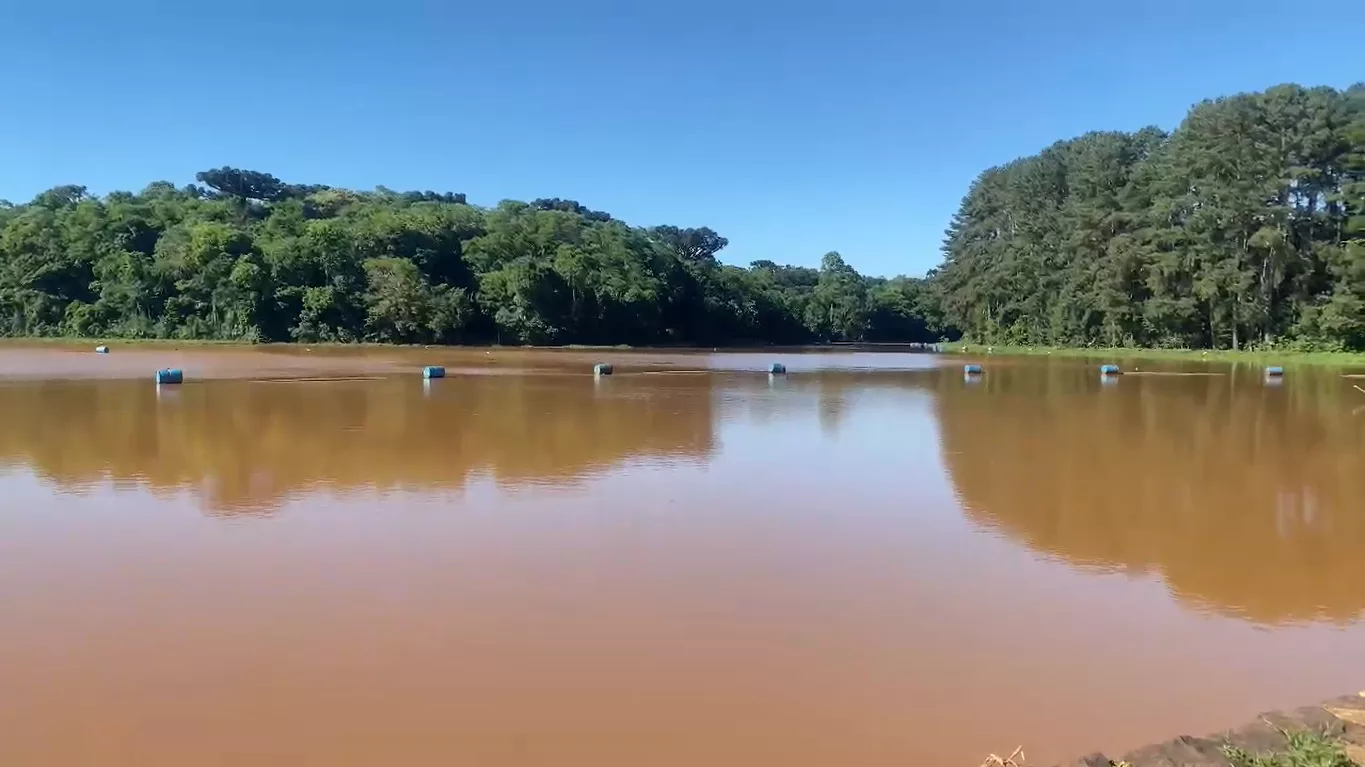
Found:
<box><xmin>2</xmin><ymin>345</ymin><xmax>1363</xmax><ymax>765</ymax></box>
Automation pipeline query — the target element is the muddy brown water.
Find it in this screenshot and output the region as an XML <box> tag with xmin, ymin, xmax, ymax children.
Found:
<box><xmin>2</xmin><ymin>344</ymin><xmax>1364</xmax><ymax>766</ymax></box>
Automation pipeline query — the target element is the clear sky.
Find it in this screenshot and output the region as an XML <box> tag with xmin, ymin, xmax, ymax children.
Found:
<box><xmin>1</xmin><ymin>0</ymin><xmax>1359</xmax><ymax>277</ymax></box>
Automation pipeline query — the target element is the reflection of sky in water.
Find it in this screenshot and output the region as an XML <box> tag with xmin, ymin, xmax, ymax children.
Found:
<box><xmin>712</xmin><ymin>383</ymin><xmax>959</xmax><ymax>524</ymax></box>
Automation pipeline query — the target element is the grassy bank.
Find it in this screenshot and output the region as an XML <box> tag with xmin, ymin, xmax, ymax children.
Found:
<box><xmin>980</xmin><ymin>728</ymin><xmax>1359</xmax><ymax>767</ymax></box>
<box><xmin>1223</xmin><ymin>730</ymin><xmax>1359</xmax><ymax>767</ymax></box>
<box><xmin>940</xmin><ymin>343</ymin><xmax>1365</xmax><ymax>367</ymax></box>
<box><xmin>8</xmin><ymin>337</ymin><xmax>1365</xmax><ymax>368</ymax></box>
<box><xmin>988</xmin><ymin>693</ymin><xmax>1365</xmax><ymax>767</ymax></box>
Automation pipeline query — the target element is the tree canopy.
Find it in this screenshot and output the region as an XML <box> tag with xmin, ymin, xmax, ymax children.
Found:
<box><xmin>0</xmin><ymin>169</ymin><xmax>944</xmax><ymax>345</ymax></box>
<box><xmin>936</xmin><ymin>82</ymin><xmax>1365</xmax><ymax>351</ymax></box>
<box><xmin>7</xmin><ymin>82</ymin><xmax>1358</xmax><ymax>351</ymax></box>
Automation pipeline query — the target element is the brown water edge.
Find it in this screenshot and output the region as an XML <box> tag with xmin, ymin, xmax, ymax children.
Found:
<box><xmin>0</xmin><ymin>341</ymin><xmax>944</xmax><ymax>381</ymax></box>
<box><xmin>2</xmin><ymin>346</ymin><xmax>1364</xmax><ymax>766</ymax></box>
<box><xmin>1052</xmin><ymin>691</ymin><xmax>1365</xmax><ymax>766</ymax></box>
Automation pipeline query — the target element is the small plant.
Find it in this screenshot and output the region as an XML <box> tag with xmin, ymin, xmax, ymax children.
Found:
<box><xmin>977</xmin><ymin>748</ymin><xmax>1134</xmax><ymax>766</ymax></box>
<box><xmin>980</xmin><ymin>746</ymin><xmax>1025</xmax><ymax>766</ymax></box>
<box><xmin>1222</xmin><ymin>730</ymin><xmax>1356</xmax><ymax>767</ymax></box>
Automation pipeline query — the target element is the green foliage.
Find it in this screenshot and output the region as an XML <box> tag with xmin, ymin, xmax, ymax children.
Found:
<box><xmin>0</xmin><ymin>171</ymin><xmax>947</xmax><ymax>345</ymax></box>
<box><xmin>937</xmin><ymin>83</ymin><xmax>1365</xmax><ymax>351</ymax></box>
<box><xmin>361</xmin><ymin>257</ymin><xmax>472</xmax><ymax>343</ymax></box>
<box><xmin>1223</xmin><ymin>730</ymin><xmax>1356</xmax><ymax>767</ymax></box>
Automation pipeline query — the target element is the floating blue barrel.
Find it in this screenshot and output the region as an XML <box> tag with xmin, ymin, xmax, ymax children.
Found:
<box><xmin>1265</xmin><ymin>366</ymin><xmax>1284</xmax><ymax>377</ymax></box>
<box><xmin>1099</xmin><ymin>364</ymin><xmax>1121</xmax><ymax>376</ymax></box>
<box><xmin>154</xmin><ymin>368</ymin><xmax>183</xmax><ymax>385</ymax></box>
<box><xmin>594</xmin><ymin>363</ymin><xmax>613</xmax><ymax>376</ymax></box>
<box><xmin>963</xmin><ymin>364</ymin><xmax>983</xmax><ymax>375</ymax></box>
<box><xmin>422</xmin><ymin>365</ymin><xmax>446</xmax><ymax>379</ymax></box>
<box><xmin>769</xmin><ymin>362</ymin><xmax>787</xmax><ymax>375</ymax></box>
<box><xmin>94</xmin><ymin>345</ymin><xmax>109</xmax><ymax>354</ymax></box>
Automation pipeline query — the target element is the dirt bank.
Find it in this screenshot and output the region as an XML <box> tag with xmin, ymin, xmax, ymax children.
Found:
<box><xmin>1058</xmin><ymin>692</ymin><xmax>1365</xmax><ymax>766</ymax></box>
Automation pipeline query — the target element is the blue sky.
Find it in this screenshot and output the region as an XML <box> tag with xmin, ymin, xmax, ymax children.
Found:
<box><xmin>1</xmin><ymin>0</ymin><xmax>1359</xmax><ymax>277</ymax></box>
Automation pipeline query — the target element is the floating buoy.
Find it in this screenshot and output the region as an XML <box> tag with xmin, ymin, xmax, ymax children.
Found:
<box><xmin>769</xmin><ymin>362</ymin><xmax>787</xmax><ymax>375</ymax></box>
<box><xmin>154</xmin><ymin>369</ymin><xmax>183</xmax><ymax>385</ymax></box>
<box><xmin>1099</xmin><ymin>364</ymin><xmax>1121</xmax><ymax>376</ymax></box>
<box><xmin>963</xmin><ymin>364</ymin><xmax>983</xmax><ymax>375</ymax></box>
<box><xmin>422</xmin><ymin>366</ymin><xmax>446</xmax><ymax>379</ymax></box>
<box><xmin>594</xmin><ymin>363</ymin><xmax>613</xmax><ymax>376</ymax></box>
<box><xmin>94</xmin><ymin>345</ymin><xmax>109</xmax><ymax>354</ymax></box>
<box><xmin>1265</xmin><ymin>366</ymin><xmax>1284</xmax><ymax>377</ymax></box>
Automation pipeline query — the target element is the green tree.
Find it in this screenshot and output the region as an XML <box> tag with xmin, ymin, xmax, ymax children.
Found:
<box><xmin>0</xmin><ymin>167</ymin><xmax>941</xmax><ymax>346</ymax></box>
<box><xmin>362</xmin><ymin>257</ymin><xmax>472</xmax><ymax>343</ymax></box>
<box><xmin>936</xmin><ymin>82</ymin><xmax>1364</xmax><ymax>351</ymax></box>
<box><xmin>805</xmin><ymin>252</ymin><xmax>869</xmax><ymax>341</ymax></box>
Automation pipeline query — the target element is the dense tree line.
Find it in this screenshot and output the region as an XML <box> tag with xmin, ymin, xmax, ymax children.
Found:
<box><xmin>0</xmin><ymin>168</ymin><xmax>943</xmax><ymax>345</ymax></box>
<box><xmin>937</xmin><ymin>83</ymin><xmax>1365</xmax><ymax>351</ymax></box>
<box><xmin>11</xmin><ymin>81</ymin><xmax>1355</xmax><ymax>352</ymax></box>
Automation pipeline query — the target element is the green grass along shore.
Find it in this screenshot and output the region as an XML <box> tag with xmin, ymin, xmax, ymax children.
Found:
<box><xmin>941</xmin><ymin>343</ymin><xmax>1365</xmax><ymax>368</ymax></box>
<box><xmin>8</xmin><ymin>337</ymin><xmax>1365</xmax><ymax>368</ymax></box>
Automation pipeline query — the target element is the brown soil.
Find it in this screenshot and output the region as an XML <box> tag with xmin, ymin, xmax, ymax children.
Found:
<box><xmin>1060</xmin><ymin>692</ymin><xmax>1365</xmax><ymax>766</ymax></box>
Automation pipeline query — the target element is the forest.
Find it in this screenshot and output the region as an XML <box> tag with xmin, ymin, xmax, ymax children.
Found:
<box><xmin>2</xmin><ymin>82</ymin><xmax>1361</xmax><ymax>350</ymax></box>
<box><xmin>937</xmin><ymin>82</ymin><xmax>1365</xmax><ymax>351</ymax></box>
<box><xmin>0</xmin><ymin>170</ymin><xmax>940</xmax><ymax>345</ymax></box>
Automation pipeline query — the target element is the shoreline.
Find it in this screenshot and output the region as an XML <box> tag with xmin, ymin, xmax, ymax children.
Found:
<box><xmin>0</xmin><ymin>337</ymin><xmax>942</xmax><ymax>353</ymax></box>
<box><xmin>941</xmin><ymin>343</ymin><xmax>1365</xmax><ymax>367</ymax></box>
<box><xmin>1049</xmin><ymin>692</ymin><xmax>1365</xmax><ymax>767</ymax></box>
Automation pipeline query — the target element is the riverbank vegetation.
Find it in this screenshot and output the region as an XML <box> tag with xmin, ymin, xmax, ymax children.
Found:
<box><xmin>2</xmin><ymin>83</ymin><xmax>1360</xmax><ymax>351</ymax></box>
<box><xmin>0</xmin><ymin>170</ymin><xmax>941</xmax><ymax>345</ymax></box>
<box><xmin>1224</xmin><ymin>730</ymin><xmax>1357</xmax><ymax>767</ymax></box>
<box><xmin>940</xmin><ymin>343</ymin><xmax>1365</xmax><ymax>367</ymax></box>
<box><xmin>938</xmin><ymin>82</ymin><xmax>1365</xmax><ymax>353</ymax></box>
<box><xmin>977</xmin><ymin>730</ymin><xmax>1356</xmax><ymax>767</ymax></box>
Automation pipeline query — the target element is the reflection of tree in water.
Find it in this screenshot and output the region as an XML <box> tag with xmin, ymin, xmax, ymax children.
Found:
<box><xmin>934</xmin><ymin>365</ymin><xmax>1365</xmax><ymax>626</ymax></box>
<box><xmin>0</xmin><ymin>375</ymin><xmax>715</xmax><ymax>514</ymax></box>
<box><xmin>817</xmin><ymin>379</ymin><xmax>849</xmax><ymax>437</ymax></box>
